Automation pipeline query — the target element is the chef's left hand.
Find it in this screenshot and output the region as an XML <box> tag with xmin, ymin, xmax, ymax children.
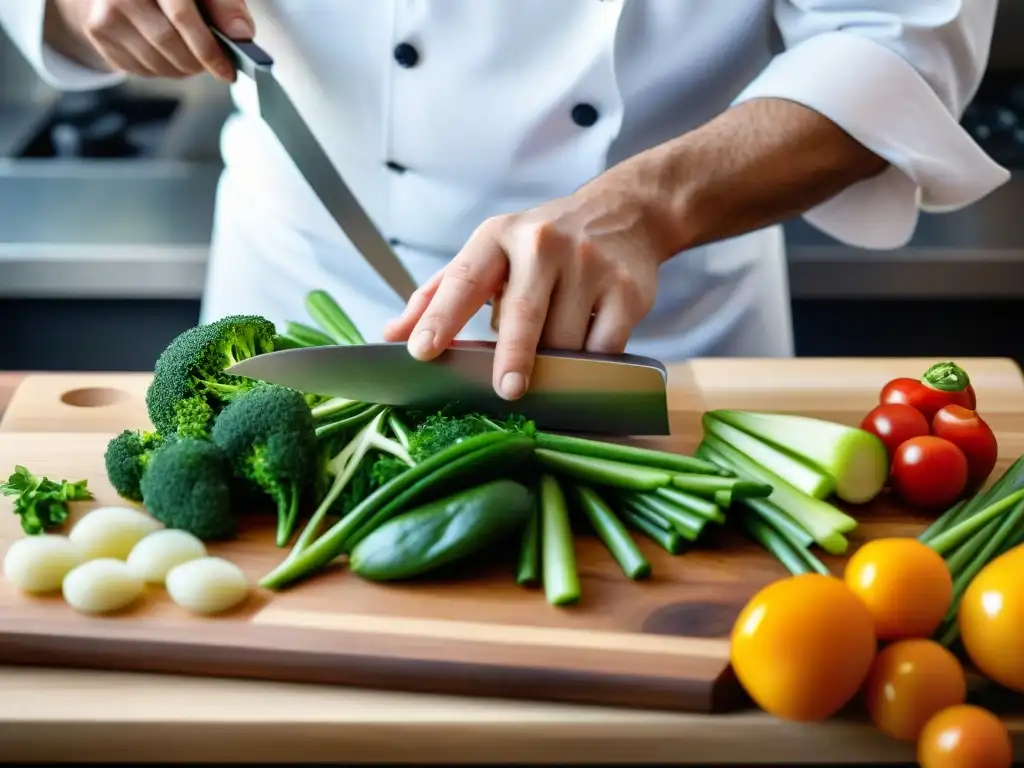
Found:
<box><xmin>382</xmin><ymin>179</ymin><xmax>668</xmax><ymax>401</ymax></box>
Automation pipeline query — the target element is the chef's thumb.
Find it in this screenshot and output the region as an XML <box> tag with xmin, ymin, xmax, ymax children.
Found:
<box><xmin>203</xmin><ymin>0</ymin><xmax>256</xmax><ymax>39</ymax></box>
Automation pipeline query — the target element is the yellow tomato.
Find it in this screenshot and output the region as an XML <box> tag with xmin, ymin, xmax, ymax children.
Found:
<box><xmin>844</xmin><ymin>537</ymin><xmax>953</xmax><ymax>640</ymax></box>
<box><xmin>730</xmin><ymin>573</ymin><xmax>877</xmax><ymax>722</ymax></box>
<box><xmin>861</xmin><ymin>638</ymin><xmax>967</xmax><ymax>742</ymax></box>
<box><xmin>918</xmin><ymin>705</ymin><xmax>1013</xmax><ymax>768</ymax></box>
<box><xmin>959</xmin><ymin>544</ymin><xmax>1024</xmax><ymax>693</ymax></box>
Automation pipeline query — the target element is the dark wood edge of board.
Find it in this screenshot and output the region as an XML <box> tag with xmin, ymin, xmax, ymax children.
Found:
<box><xmin>0</xmin><ymin>616</ymin><xmax>745</xmax><ymax>714</ymax></box>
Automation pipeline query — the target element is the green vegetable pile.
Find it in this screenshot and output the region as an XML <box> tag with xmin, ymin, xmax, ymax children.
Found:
<box><xmin>918</xmin><ymin>456</ymin><xmax>1024</xmax><ymax>647</ymax></box>
<box><xmin>100</xmin><ymin>287</ymin><xmax>791</xmax><ymax>604</ymax></box>
<box><xmin>695</xmin><ymin>409</ymin><xmax>890</xmax><ymax>575</ymax></box>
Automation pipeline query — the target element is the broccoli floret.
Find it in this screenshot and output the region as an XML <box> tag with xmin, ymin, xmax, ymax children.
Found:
<box><xmin>145</xmin><ymin>315</ymin><xmax>276</xmax><ymax>437</ymax></box>
<box><xmin>211</xmin><ymin>384</ymin><xmax>319</xmax><ymax>547</ymax></box>
<box><xmin>139</xmin><ymin>438</ymin><xmax>236</xmax><ymax>541</ymax></box>
<box><xmin>103</xmin><ymin>429</ymin><xmax>169</xmax><ymax>501</ymax></box>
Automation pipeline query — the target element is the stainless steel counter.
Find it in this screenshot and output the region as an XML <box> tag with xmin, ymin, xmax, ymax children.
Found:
<box><xmin>3</xmin><ymin>157</ymin><xmax>1024</xmax><ymax>301</ymax></box>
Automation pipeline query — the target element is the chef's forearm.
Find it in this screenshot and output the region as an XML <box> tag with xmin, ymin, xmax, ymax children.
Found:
<box><xmin>603</xmin><ymin>97</ymin><xmax>890</xmax><ymax>259</ymax></box>
<box><xmin>42</xmin><ymin>0</ymin><xmax>110</xmax><ymax>71</ymax></box>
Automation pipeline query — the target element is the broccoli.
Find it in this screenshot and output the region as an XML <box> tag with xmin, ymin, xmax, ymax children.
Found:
<box><xmin>144</xmin><ymin>314</ymin><xmax>276</xmax><ymax>437</ymax></box>
<box><xmin>211</xmin><ymin>384</ymin><xmax>320</xmax><ymax>547</ymax></box>
<box><xmin>139</xmin><ymin>438</ymin><xmax>236</xmax><ymax>541</ymax></box>
<box><xmin>103</xmin><ymin>429</ymin><xmax>170</xmax><ymax>501</ymax></box>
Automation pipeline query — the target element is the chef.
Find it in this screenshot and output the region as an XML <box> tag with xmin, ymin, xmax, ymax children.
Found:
<box><xmin>1</xmin><ymin>1</ymin><xmax>1010</xmax><ymax>400</ymax></box>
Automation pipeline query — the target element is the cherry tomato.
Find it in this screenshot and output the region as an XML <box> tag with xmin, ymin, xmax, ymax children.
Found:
<box><xmin>844</xmin><ymin>537</ymin><xmax>953</xmax><ymax>640</ymax></box>
<box><xmin>959</xmin><ymin>544</ymin><xmax>1024</xmax><ymax>693</ymax></box>
<box><xmin>890</xmin><ymin>436</ymin><xmax>968</xmax><ymax>510</ymax></box>
<box><xmin>730</xmin><ymin>573</ymin><xmax>877</xmax><ymax>722</ymax></box>
<box><xmin>918</xmin><ymin>705</ymin><xmax>1013</xmax><ymax>768</ymax></box>
<box><xmin>862</xmin><ymin>639</ymin><xmax>966</xmax><ymax>742</ymax></box>
<box><xmin>880</xmin><ymin>363</ymin><xmax>974</xmax><ymax>422</ymax></box>
<box><xmin>860</xmin><ymin>403</ymin><xmax>931</xmax><ymax>458</ymax></box>
<box><xmin>932</xmin><ymin>405</ymin><xmax>998</xmax><ymax>488</ymax></box>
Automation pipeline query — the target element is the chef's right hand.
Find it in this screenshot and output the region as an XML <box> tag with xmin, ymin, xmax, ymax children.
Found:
<box><xmin>50</xmin><ymin>0</ymin><xmax>254</xmax><ymax>82</ymax></box>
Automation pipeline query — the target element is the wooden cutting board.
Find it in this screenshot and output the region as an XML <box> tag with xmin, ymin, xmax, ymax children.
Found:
<box><xmin>0</xmin><ymin>361</ymin><xmax>1022</xmax><ymax>715</ymax></box>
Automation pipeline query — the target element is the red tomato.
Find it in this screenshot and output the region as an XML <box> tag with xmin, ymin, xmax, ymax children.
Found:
<box><xmin>931</xmin><ymin>405</ymin><xmax>998</xmax><ymax>488</ymax></box>
<box><xmin>890</xmin><ymin>436</ymin><xmax>968</xmax><ymax>510</ymax></box>
<box><xmin>860</xmin><ymin>404</ymin><xmax>931</xmax><ymax>458</ymax></box>
<box><xmin>880</xmin><ymin>363</ymin><xmax>974</xmax><ymax>422</ymax></box>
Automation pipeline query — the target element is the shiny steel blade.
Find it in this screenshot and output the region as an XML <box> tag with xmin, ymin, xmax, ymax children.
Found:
<box><xmin>227</xmin><ymin>342</ymin><xmax>671</xmax><ymax>435</ymax></box>
<box><xmin>208</xmin><ymin>26</ymin><xmax>418</xmax><ymax>303</ymax></box>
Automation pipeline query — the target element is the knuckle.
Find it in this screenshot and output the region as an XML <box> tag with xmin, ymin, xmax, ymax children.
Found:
<box><xmin>443</xmin><ymin>260</ymin><xmax>485</xmax><ymax>290</ymax></box>
<box><xmin>150</xmin><ymin>20</ymin><xmax>180</xmax><ymax>46</ymax></box>
<box><xmin>505</xmin><ymin>295</ymin><xmax>546</xmax><ymax>326</ymax></box>
<box><xmin>85</xmin><ymin>3</ymin><xmax>118</xmax><ymax>33</ymax></box>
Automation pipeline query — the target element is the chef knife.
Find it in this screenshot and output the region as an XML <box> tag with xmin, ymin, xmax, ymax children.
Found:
<box><xmin>226</xmin><ymin>341</ymin><xmax>672</xmax><ymax>435</ymax></box>
<box><xmin>205</xmin><ymin>23</ymin><xmax>418</xmax><ymax>303</ymax></box>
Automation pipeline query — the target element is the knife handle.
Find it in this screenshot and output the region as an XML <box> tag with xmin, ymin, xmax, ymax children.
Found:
<box><xmin>198</xmin><ymin>4</ymin><xmax>274</xmax><ymax>79</ymax></box>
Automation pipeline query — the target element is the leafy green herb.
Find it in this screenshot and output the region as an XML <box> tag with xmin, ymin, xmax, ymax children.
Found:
<box><xmin>0</xmin><ymin>465</ymin><xmax>94</xmax><ymax>535</ymax></box>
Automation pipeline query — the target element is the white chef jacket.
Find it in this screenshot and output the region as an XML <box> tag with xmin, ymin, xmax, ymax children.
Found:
<box><xmin>1</xmin><ymin>0</ymin><xmax>1010</xmax><ymax>361</ymax></box>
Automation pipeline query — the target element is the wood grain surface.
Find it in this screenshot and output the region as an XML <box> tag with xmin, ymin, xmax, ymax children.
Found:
<box><xmin>0</xmin><ymin>359</ymin><xmax>1022</xmax><ymax>764</ymax></box>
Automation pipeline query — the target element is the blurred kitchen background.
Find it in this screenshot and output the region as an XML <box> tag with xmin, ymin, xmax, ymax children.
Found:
<box><xmin>2</xmin><ymin>6</ymin><xmax>1024</xmax><ymax>372</ymax></box>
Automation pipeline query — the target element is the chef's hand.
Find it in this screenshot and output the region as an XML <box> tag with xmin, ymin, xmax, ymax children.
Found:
<box><xmin>382</xmin><ymin>179</ymin><xmax>670</xmax><ymax>401</ymax></box>
<box><xmin>49</xmin><ymin>0</ymin><xmax>253</xmax><ymax>82</ymax></box>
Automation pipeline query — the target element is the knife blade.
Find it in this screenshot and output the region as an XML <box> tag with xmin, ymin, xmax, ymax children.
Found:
<box><xmin>226</xmin><ymin>342</ymin><xmax>671</xmax><ymax>435</ymax></box>
<box><xmin>207</xmin><ymin>25</ymin><xmax>419</xmax><ymax>303</ymax></box>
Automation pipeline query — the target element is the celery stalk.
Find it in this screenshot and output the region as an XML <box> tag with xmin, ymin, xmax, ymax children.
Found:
<box><xmin>702</xmin><ymin>415</ymin><xmax>834</xmax><ymax>499</ymax></box>
<box><xmin>697</xmin><ymin>435</ymin><xmax>854</xmax><ymax>555</ymax></box>
<box><xmin>708</xmin><ymin>409</ymin><xmax>889</xmax><ymax>504</ymax></box>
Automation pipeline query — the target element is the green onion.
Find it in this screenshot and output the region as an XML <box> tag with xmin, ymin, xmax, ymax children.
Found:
<box><xmin>533</xmin><ymin>432</ymin><xmax>729</xmax><ymax>476</ymax></box>
<box><xmin>534</xmin><ymin>449</ymin><xmax>671</xmax><ymax>491</ymax></box>
<box><xmin>620</xmin><ymin>510</ymin><xmax>685</xmax><ymax>554</ymax></box>
<box><xmin>515</xmin><ymin>502</ymin><xmax>541</xmax><ymax>587</ymax></box>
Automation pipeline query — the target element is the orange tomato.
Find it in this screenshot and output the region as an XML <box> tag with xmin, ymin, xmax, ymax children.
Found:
<box><xmin>959</xmin><ymin>544</ymin><xmax>1024</xmax><ymax>693</ymax></box>
<box><xmin>862</xmin><ymin>638</ymin><xmax>967</xmax><ymax>742</ymax></box>
<box><xmin>918</xmin><ymin>705</ymin><xmax>1013</xmax><ymax>768</ymax></box>
<box><xmin>844</xmin><ymin>537</ymin><xmax>953</xmax><ymax>640</ymax></box>
<box><xmin>730</xmin><ymin>573</ymin><xmax>877</xmax><ymax>722</ymax></box>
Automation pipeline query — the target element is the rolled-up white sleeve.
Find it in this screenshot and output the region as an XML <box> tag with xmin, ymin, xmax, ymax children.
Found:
<box><xmin>732</xmin><ymin>0</ymin><xmax>1011</xmax><ymax>249</ymax></box>
<box><xmin>0</xmin><ymin>0</ymin><xmax>124</xmax><ymax>91</ymax></box>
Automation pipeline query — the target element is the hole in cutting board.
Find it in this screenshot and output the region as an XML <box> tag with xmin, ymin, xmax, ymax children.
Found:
<box><xmin>60</xmin><ymin>387</ymin><xmax>128</xmax><ymax>408</ymax></box>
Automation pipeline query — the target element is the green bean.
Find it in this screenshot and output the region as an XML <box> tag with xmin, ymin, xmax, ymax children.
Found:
<box><xmin>740</xmin><ymin>496</ymin><xmax>814</xmax><ymax>549</ymax></box>
<box><xmin>621</xmin><ymin>509</ymin><xmax>685</xmax><ymax>555</ymax></box>
<box><xmin>572</xmin><ymin>484</ymin><xmax>650</xmax><ymax>580</ymax></box>
<box><xmin>669</xmin><ymin>473</ymin><xmax>770</xmax><ymax>498</ymax></box>
<box><xmin>533</xmin><ymin>432</ymin><xmax>730</xmax><ymax>476</ymax></box>
<box><xmin>617</xmin><ymin>492</ymin><xmax>704</xmax><ymax>541</ymax></box>
<box><xmin>654</xmin><ymin>487</ymin><xmax>725</xmax><ymax>524</ymax></box>
<box><xmin>285</xmin><ymin>320</ymin><xmax>337</xmax><ymax>348</ymax></box>
<box><xmin>534</xmin><ymin>449</ymin><xmax>671</xmax><ymax>491</ymax></box>
<box><xmin>271</xmin><ymin>333</ymin><xmax>308</xmax><ymax>350</ymax></box>
<box><xmin>515</xmin><ymin>502</ymin><xmax>541</xmax><ymax>587</ymax></box>
<box><xmin>540</xmin><ymin>474</ymin><xmax>580</xmax><ymax>606</ymax></box>
<box><xmin>743</xmin><ymin>516</ymin><xmax>826</xmax><ymax>576</ymax></box>
<box><xmin>306</xmin><ymin>289</ymin><xmax>364</xmax><ymax>345</ymax></box>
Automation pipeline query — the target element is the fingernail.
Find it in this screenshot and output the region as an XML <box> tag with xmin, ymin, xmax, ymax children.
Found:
<box><xmin>227</xmin><ymin>17</ymin><xmax>255</xmax><ymax>38</ymax></box>
<box><xmin>409</xmin><ymin>329</ymin><xmax>435</xmax><ymax>358</ymax></box>
<box><xmin>500</xmin><ymin>372</ymin><xmax>527</xmax><ymax>400</ymax></box>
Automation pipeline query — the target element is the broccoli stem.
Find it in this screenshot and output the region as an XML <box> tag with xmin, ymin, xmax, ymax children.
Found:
<box><xmin>276</xmin><ymin>482</ymin><xmax>302</xmax><ymax>547</ymax></box>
